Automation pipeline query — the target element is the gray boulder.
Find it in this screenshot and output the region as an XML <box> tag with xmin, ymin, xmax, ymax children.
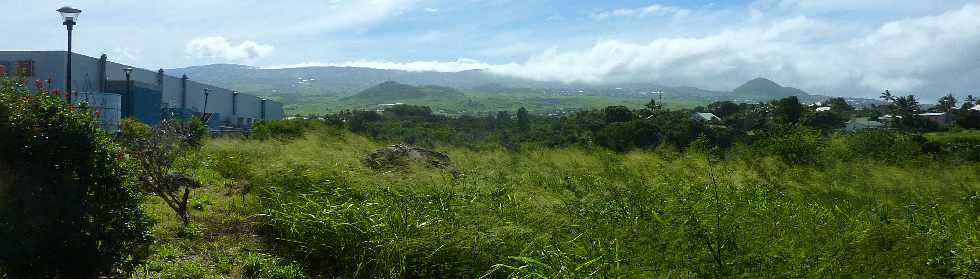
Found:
<box><xmin>364</xmin><ymin>144</ymin><xmax>460</xmax><ymax>179</ymax></box>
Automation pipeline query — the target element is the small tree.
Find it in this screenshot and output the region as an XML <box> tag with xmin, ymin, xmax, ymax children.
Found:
<box><xmin>773</xmin><ymin>96</ymin><xmax>803</xmax><ymax>124</ymax></box>
<box><xmin>936</xmin><ymin>94</ymin><xmax>957</xmax><ymax>112</ymax></box>
<box><xmin>708</xmin><ymin>101</ymin><xmax>739</xmax><ymax>119</ymax></box>
<box><xmin>516</xmin><ymin>107</ymin><xmax>530</xmax><ymax>130</ymax></box>
<box><xmin>825</xmin><ymin>97</ymin><xmax>854</xmax><ymax>113</ymax></box>
<box><xmin>124</xmin><ymin>119</ymin><xmax>204</xmax><ymax>226</ymax></box>
<box><xmin>603</xmin><ymin>105</ymin><xmax>634</xmax><ymax>123</ymax></box>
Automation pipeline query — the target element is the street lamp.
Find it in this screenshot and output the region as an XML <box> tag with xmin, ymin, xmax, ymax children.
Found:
<box><xmin>202</xmin><ymin>88</ymin><xmax>211</xmax><ymax>125</ymax></box>
<box><xmin>203</xmin><ymin>88</ymin><xmax>210</xmax><ymax>113</ymax></box>
<box><xmin>57</xmin><ymin>6</ymin><xmax>81</xmax><ymax>103</ymax></box>
<box><xmin>124</xmin><ymin>67</ymin><xmax>133</xmax><ymax>117</ymax></box>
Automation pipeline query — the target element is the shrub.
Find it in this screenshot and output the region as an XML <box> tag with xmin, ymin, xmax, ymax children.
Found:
<box><xmin>120</xmin><ymin>117</ymin><xmax>152</xmax><ymax>142</ymax></box>
<box><xmin>836</xmin><ymin>129</ymin><xmax>921</xmax><ymax>162</ymax></box>
<box><xmin>758</xmin><ymin>127</ymin><xmax>826</xmax><ymax>164</ymax></box>
<box><xmin>174</xmin><ymin>117</ymin><xmax>208</xmax><ymax>146</ymax></box>
<box><xmin>124</xmin><ymin>119</ymin><xmax>206</xmax><ymax>227</ymax></box>
<box><xmin>0</xmin><ymin>79</ymin><xmax>152</xmax><ymax>277</ymax></box>
<box><xmin>251</xmin><ymin>119</ymin><xmax>321</xmax><ymax>140</ymax></box>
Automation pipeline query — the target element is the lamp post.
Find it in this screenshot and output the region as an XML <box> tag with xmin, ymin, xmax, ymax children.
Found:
<box><xmin>201</xmin><ymin>88</ymin><xmax>211</xmax><ymax>127</ymax></box>
<box><xmin>203</xmin><ymin>88</ymin><xmax>210</xmax><ymax>113</ymax></box>
<box><xmin>124</xmin><ymin>67</ymin><xmax>133</xmax><ymax>117</ymax></box>
<box><xmin>57</xmin><ymin>6</ymin><xmax>81</xmax><ymax>103</ymax></box>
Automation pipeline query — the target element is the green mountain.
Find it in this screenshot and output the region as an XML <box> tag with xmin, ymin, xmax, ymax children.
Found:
<box><xmin>733</xmin><ymin>78</ymin><xmax>809</xmax><ymax>99</ymax></box>
<box><xmin>343</xmin><ymin>81</ymin><xmax>464</xmax><ymax>104</ymax></box>
<box><xmin>166</xmin><ymin>64</ymin><xmax>883</xmax><ymax>114</ymax></box>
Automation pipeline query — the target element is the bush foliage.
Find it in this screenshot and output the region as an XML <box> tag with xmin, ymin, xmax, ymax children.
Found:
<box><xmin>0</xmin><ymin>79</ymin><xmax>152</xmax><ymax>277</ymax></box>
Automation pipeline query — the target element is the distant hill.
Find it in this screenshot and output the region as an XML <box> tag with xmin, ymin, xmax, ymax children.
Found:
<box><xmin>343</xmin><ymin>81</ymin><xmax>464</xmax><ymax>104</ymax></box>
<box><xmin>733</xmin><ymin>78</ymin><xmax>809</xmax><ymax>99</ymax></box>
<box><xmin>166</xmin><ymin>65</ymin><xmax>538</xmax><ymax>96</ymax></box>
<box><xmin>166</xmin><ymin>64</ymin><xmax>882</xmax><ymax>113</ymax></box>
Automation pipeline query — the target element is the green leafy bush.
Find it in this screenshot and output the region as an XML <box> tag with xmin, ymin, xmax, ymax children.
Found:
<box><xmin>175</xmin><ymin>117</ymin><xmax>208</xmax><ymax>146</ymax></box>
<box><xmin>759</xmin><ymin>127</ymin><xmax>826</xmax><ymax>164</ymax></box>
<box><xmin>0</xmin><ymin>79</ymin><xmax>152</xmax><ymax>277</ymax></box>
<box><xmin>835</xmin><ymin>129</ymin><xmax>921</xmax><ymax>162</ymax></box>
<box><xmin>120</xmin><ymin>117</ymin><xmax>152</xmax><ymax>143</ymax></box>
<box><xmin>251</xmin><ymin>119</ymin><xmax>322</xmax><ymax>140</ymax></box>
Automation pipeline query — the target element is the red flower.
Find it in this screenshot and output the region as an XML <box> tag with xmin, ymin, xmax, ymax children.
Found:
<box><xmin>34</xmin><ymin>79</ymin><xmax>44</xmax><ymax>90</ymax></box>
<box><xmin>51</xmin><ymin>88</ymin><xmax>62</xmax><ymax>97</ymax></box>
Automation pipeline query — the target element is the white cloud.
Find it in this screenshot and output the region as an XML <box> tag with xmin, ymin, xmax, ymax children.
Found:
<box><xmin>591</xmin><ymin>4</ymin><xmax>690</xmax><ymax>20</ymax></box>
<box><xmin>424</xmin><ymin>7</ymin><xmax>439</xmax><ymax>12</ymax></box>
<box><xmin>488</xmin><ymin>4</ymin><xmax>980</xmax><ymax>97</ymax></box>
<box><xmin>264</xmin><ymin>58</ymin><xmax>491</xmax><ymax>72</ymax></box>
<box><xmin>185</xmin><ymin>37</ymin><xmax>275</xmax><ymax>62</ymax></box>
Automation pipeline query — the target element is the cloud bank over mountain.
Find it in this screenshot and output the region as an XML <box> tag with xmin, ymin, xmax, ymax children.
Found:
<box><xmin>267</xmin><ymin>2</ymin><xmax>979</xmax><ymax>98</ymax></box>
<box><xmin>488</xmin><ymin>3</ymin><xmax>980</xmax><ymax>96</ymax></box>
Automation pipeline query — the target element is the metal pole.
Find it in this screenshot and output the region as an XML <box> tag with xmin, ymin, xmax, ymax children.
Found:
<box><xmin>203</xmin><ymin>89</ymin><xmax>209</xmax><ymax>113</ymax></box>
<box><xmin>66</xmin><ymin>25</ymin><xmax>73</xmax><ymax>103</ymax></box>
<box><xmin>125</xmin><ymin>71</ymin><xmax>132</xmax><ymax>116</ymax></box>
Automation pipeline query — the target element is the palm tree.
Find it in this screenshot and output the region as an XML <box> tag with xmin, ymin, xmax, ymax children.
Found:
<box><xmin>880</xmin><ymin>90</ymin><xmax>894</xmax><ymax>102</ymax></box>
<box><xmin>936</xmin><ymin>93</ymin><xmax>957</xmax><ymax>112</ymax></box>
<box><xmin>892</xmin><ymin>95</ymin><xmax>920</xmax><ymax>117</ymax></box>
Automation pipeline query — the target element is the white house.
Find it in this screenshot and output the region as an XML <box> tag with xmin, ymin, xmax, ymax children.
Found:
<box><xmin>846</xmin><ymin>118</ymin><xmax>884</xmax><ymax>132</ymax></box>
<box><xmin>918</xmin><ymin>112</ymin><xmax>952</xmax><ymax>126</ymax></box>
<box><xmin>691</xmin><ymin>112</ymin><xmax>721</xmax><ymax>123</ymax></box>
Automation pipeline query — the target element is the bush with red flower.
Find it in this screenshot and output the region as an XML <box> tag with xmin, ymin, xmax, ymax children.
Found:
<box><xmin>0</xmin><ymin>78</ymin><xmax>152</xmax><ymax>277</ymax></box>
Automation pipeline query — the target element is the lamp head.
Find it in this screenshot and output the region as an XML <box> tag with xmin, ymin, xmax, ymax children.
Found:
<box><xmin>57</xmin><ymin>6</ymin><xmax>81</xmax><ymax>25</ymax></box>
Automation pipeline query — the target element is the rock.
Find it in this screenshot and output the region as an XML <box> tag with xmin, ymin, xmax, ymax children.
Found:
<box><xmin>364</xmin><ymin>144</ymin><xmax>460</xmax><ymax>179</ymax></box>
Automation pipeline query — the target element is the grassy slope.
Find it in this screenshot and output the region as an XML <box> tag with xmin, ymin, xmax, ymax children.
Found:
<box><xmin>925</xmin><ymin>129</ymin><xmax>980</xmax><ymax>144</ymax></box>
<box><xmin>132</xmin><ymin>127</ymin><xmax>980</xmax><ymax>278</ymax></box>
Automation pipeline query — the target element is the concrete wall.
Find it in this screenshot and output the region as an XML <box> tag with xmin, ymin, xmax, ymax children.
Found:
<box><xmin>238</xmin><ymin>94</ymin><xmax>261</xmax><ymax>119</ymax></box>
<box><xmin>161</xmin><ymin>74</ymin><xmax>182</xmax><ymax>108</ymax></box>
<box><xmin>266</xmin><ymin>101</ymin><xmax>284</xmax><ymax>120</ymax></box>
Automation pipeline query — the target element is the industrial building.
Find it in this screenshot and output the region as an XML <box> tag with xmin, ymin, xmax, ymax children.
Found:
<box><xmin>0</xmin><ymin>51</ymin><xmax>283</xmax><ymax>133</ymax></box>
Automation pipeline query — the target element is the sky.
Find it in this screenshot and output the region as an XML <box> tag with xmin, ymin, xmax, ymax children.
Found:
<box><xmin>2</xmin><ymin>0</ymin><xmax>979</xmax><ymax>99</ymax></box>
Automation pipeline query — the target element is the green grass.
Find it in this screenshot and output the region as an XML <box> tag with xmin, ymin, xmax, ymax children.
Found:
<box><xmin>151</xmin><ymin>126</ymin><xmax>980</xmax><ymax>278</ymax></box>
<box><xmin>925</xmin><ymin>129</ymin><xmax>980</xmax><ymax>144</ymax></box>
<box><xmin>129</xmin><ymin>149</ymin><xmax>306</xmax><ymax>279</ymax></box>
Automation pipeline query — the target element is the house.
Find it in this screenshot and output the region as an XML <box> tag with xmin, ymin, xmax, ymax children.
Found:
<box><xmin>846</xmin><ymin>118</ymin><xmax>884</xmax><ymax>132</ymax></box>
<box><xmin>691</xmin><ymin>112</ymin><xmax>721</xmax><ymax>123</ymax></box>
<box><xmin>878</xmin><ymin>114</ymin><xmax>902</xmax><ymax>123</ymax></box>
<box><xmin>918</xmin><ymin>112</ymin><xmax>952</xmax><ymax>126</ymax></box>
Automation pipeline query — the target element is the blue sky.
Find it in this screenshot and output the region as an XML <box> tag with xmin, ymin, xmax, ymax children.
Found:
<box><xmin>2</xmin><ymin>0</ymin><xmax>979</xmax><ymax>98</ymax></box>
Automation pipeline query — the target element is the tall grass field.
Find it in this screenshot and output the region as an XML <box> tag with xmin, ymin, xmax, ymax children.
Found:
<box><xmin>153</xmin><ymin>125</ymin><xmax>980</xmax><ymax>278</ymax></box>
